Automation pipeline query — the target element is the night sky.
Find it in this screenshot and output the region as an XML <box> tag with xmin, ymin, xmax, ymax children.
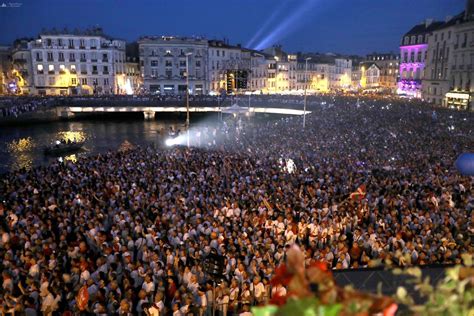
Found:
<box><xmin>0</xmin><ymin>0</ymin><xmax>466</xmax><ymax>55</ymax></box>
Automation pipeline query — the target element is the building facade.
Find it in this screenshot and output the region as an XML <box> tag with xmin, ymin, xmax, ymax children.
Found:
<box><xmin>448</xmin><ymin>7</ymin><xmax>474</xmax><ymax>110</ymax></box>
<box><xmin>422</xmin><ymin>0</ymin><xmax>474</xmax><ymax>110</ymax></box>
<box><xmin>19</xmin><ymin>28</ymin><xmax>126</xmax><ymax>95</ymax></box>
<box><xmin>139</xmin><ymin>36</ymin><xmax>208</xmax><ymax>95</ymax></box>
<box><xmin>398</xmin><ymin>20</ymin><xmax>443</xmax><ymax>98</ymax></box>
<box><xmin>360</xmin><ymin>62</ymin><xmax>381</xmax><ymax>89</ymax></box>
<box><xmin>11</xmin><ymin>39</ymin><xmax>34</xmax><ymax>94</ymax></box>
<box><xmin>208</xmin><ymin>40</ymin><xmax>250</xmax><ymax>94</ymax></box>
<box><xmin>0</xmin><ymin>46</ymin><xmax>11</xmax><ymax>94</ymax></box>
<box><xmin>366</xmin><ymin>53</ymin><xmax>399</xmax><ymax>92</ymax></box>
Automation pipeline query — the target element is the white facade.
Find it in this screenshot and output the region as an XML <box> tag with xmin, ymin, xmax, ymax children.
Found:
<box><xmin>24</xmin><ymin>30</ymin><xmax>126</xmax><ymax>95</ymax></box>
<box><xmin>139</xmin><ymin>36</ymin><xmax>208</xmax><ymax>95</ymax></box>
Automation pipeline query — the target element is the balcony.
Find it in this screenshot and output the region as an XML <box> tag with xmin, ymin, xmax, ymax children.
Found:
<box><xmin>69</xmin><ymin>59</ymin><xmax>76</xmax><ymax>62</ymax></box>
<box><xmin>80</xmin><ymin>59</ymin><xmax>87</xmax><ymax>62</ymax></box>
<box><xmin>36</xmin><ymin>58</ymin><xmax>43</xmax><ymax>62</ymax></box>
<box><xmin>81</xmin><ymin>71</ymin><xmax>88</xmax><ymax>75</ymax></box>
<box><xmin>47</xmin><ymin>58</ymin><xmax>54</xmax><ymax>62</ymax></box>
<box><xmin>68</xmin><ymin>45</ymin><xmax>75</xmax><ymax>49</ymax></box>
<box><xmin>80</xmin><ymin>46</ymin><xmax>86</xmax><ymax>49</ymax></box>
<box><xmin>92</xmin><ymin>71</ymin><xmax>98</xmax><ymax>75</ymax></box>
<box><xmin>58</xmin><ymin>58</ymin><xmax>65</xmax><ymax>62</ymax></box>
<box><xmin>37</xmin><ymin>70</ymin><xmax>44</xmax><ymax>75</ymax></box>
<box><xmin>102</xmin><ymin>59</ymin><xmax>109</xmax><ymax>63</ymax></box>
<box><xmin>59</xmin><ymin>70</ymin><xmax>66</xmax><ymax>75</ymax></box>
<box><xmin>70</xmin><ymin>69</ymin><xmax>77</xmax><ymax>74</ymax></box>
<box><xmin>103</xmin><ymin>71</ymin><xmax>109</xmax><ymax>75</ymax></box>
<box><xmin>48</xmin><ymin>70</ymin><xmax>55</xmax><ymax>75</ymax></box>
<box><xmin>91</xmin><ymin>46</ymin><xmax>97</xmax><ymax>50</ymax></box>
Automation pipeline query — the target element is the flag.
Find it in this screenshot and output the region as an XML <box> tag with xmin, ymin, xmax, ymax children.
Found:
<box><xmin>350</xmin><ymin>184</ymin><xmax>366</xmax><ymax>201</ymax></box>
<box><xmin>263</xmin><ymin>198</ymin><xmax>274</xmax><ymax>213</ymax></box>
<box><xmin>76</xmin><ymin>285</ymin><xmax>89</xmax><ymax>311</ymax></box>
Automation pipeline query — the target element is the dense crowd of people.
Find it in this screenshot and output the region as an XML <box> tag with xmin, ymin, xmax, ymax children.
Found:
<box><xmin>0</xmin><ymin>95</ymin><xmax>473</xmax><ymax>315</ymax></box>
<box><xmin>0</xmin><ymin>97</ymin><xmax>58</xmax><ymax>118</ymax></box>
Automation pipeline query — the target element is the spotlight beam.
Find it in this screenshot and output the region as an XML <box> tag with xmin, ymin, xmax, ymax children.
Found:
<box><xmin>246</xmin><ymin>1</ymin><xmax>289</xmax><ymax>49</ymax></box>
<box><xmin>254</xmin><ymin>0</ymin><xmax>320</xmax><ymax>50</ymax></box>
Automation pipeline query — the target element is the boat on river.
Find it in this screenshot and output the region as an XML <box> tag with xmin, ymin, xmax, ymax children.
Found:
<box><xmin>44</xmin><ymin>141</ymin><xmax>85</xmax><ymax>156</ymax></box>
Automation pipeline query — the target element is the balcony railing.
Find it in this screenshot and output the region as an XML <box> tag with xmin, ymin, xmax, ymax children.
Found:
<box><xmin>48</xmin><ymin>70</ymin><xmax>55</xmax><ymax>75</ymax></box>
<box><xmin>70</xmin><ymin>69</ymin><xmax>77</xmax><ymax>74</ymax></box>
<box><xmin>80</xmin><ymin>59</ymin><xmax>87</xmax><ymax>62</ymax></box>
<box><xmin>81</xmin><ymin>71</ymin><xmax>88</xmax><ymax>74</ymax></box>
<box><xmin>37</xmin><ymin>70</ymin><xmax>44</xmax><ymax>75</ymax></box>
<box><xmin>102</xmin><ymin>59</ymin><xmax>109</xmax><ymax>63</ymax></box>
<box><xmin>103</xmin><ymin>71</ymin><xmax>109</xmax><ymax>75</ymax></box>
<box><xmin>69</xmin><ymin>59</ymin><xmax>76</xmax><ymax>62</ymax></box>
<box><xmin>92</xmin><ymin>71</ymin><xmax>98</xmax><ymax>75</ymax></box>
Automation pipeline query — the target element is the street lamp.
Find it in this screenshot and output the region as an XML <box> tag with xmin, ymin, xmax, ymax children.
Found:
<box><xmin>185</xmin><ymin>52</ymin><xmax>192</xmax><ymax>147</ymax></box>
<box><xmin>185</xmin><ymin>52</ymin><xmax>193</xmax><ymax>130</ymax></box>
<box><xmin>303</xmin><ymin>57</ymin><xmax>311</xmax><ymax>129</ymax></box>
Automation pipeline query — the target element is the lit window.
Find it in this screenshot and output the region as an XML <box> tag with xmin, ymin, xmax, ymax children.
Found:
<box><xmin>37</xmin><ymin>65</ymin><xmax>43</xmax><ymax>71</ymax></box>
<box><xmin>60</xmin><ymin>65</ymin><xmax>65</xmax><ymax>71</ymax></box>
<box><xmin>48</xmin><ymin>65</ymin><xmax>54</xmax><ymax>72</ymax></box>
<box><xmin>71</xmin><ymin>65</ymin><xmax>76</xmax><ymax>71</ymax></box>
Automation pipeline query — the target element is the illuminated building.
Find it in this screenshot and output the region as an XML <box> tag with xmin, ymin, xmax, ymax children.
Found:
<box><xmin>139</xmin><ymin>36</ymin><xmax>208</xmax><ymax>95</ymax></box>
<box><xmin>262</xmin><ymin>46</ymin><xmax>297</xmax><ymax>93</ymax></box>
<box><xmin>398</xmin><ymin>20</ymin><xmax>444</xmax><ymax>98</ymax></box>
<box><xmin>125</xmin><ymin>42</ymin><xmax>142</xmax><ymax>94</ymax></box>
<box><xmin>248</xmin><ymin>50</ymin><xmax>268</xmax><ymax>92</ymax></box>
<box><xmin>445</xmin><ymin>0</ymin><xmax>474</xmax><ymax>110</ymax></box>
<box><xmin>296</xmin><ymin>55</ymin><xmax>330</xmax><ymax>93</ymax></box>
<box><xmin>366</xmin><ymin>53</ymin><xmax>399</xmax><ymax>93</ymax></box>
<box><xmin>422</xmin><ymin>0</ymin><xmax>474</xmax><ymax>110</ymax></box>
<box><xmin>359</xmin><ymin>62</ymin><xmax>381</xmax><ymax>89</ymax></box>
<box><xmin>11</xmin><ymin>39</ymin><xmax>34</xmax><ymax>94</ymax></box>
<box><xmin>208</xmin><ymin>40</ymin><xmax>250</xmax><ymax>94</ymax></box>
<box><xmin>14</xmin><ymin>27</ymin><xmax>126</xmax><ymax>95</ymax></box>
<box><xmin>0</xmin><ymin>46</ymin><xmax>11</xmax><ymax>94</ymax></box>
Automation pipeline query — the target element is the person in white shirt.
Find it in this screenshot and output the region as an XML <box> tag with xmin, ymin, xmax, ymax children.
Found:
<box><xmin>251</xmin><ymin>276</ymin><xmax>265</xmax><ymax>305</ymax></box>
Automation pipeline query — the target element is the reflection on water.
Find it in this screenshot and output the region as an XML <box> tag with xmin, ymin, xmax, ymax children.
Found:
<box><xmin>7</xmin><ymin>137</ymin><xmax>35</xmax><ymax>170</ymax></box>
<box><xmin>0</xmin><ymin>119</ymin><xmax>184</xmax><ymax>173</ymax></box>
<box><xmin>56</xmin><ymin>131</ymin><xmax>87</xmax><ymax>143</ymax></box>
<box><xmin>7</xmin><ymin>137</ymin><xmax>35</xmax><ymax>152</ymax></box>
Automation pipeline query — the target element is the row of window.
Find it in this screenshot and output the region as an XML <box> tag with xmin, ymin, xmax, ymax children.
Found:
<box><xmin>39</xmin><ymin>76</ymin><xmax>109</xmax><ymax>87</ymax></box>
<box><xmin>142</xmin><ymin>49</ymin><xmax>204</xmax><ymax>57</ymax></box>
<box><xmin>41</xmin><ymin>38</ymin><xmax>110</xmax><ymax>49</ymax></box>
<box><xmin>148</xmin><ymin>60</ymin><xmax>202</xmax><ymax>67</ymax></box>
<box><xmin>403</xmin><ymin>34</ymin><xmax>427</xmax><ymax>46</ymax></box>
<box><xmin>36</xmin><ymin>64</ymin><xmax>111</xmax><ymax>75</ymax></box>
<box><xmin>34</xmin><ymin>51</ymin><xmax>124</xmax><ymax>63</ymax></box>
<box><xmin>402</xmin><ymin>51</ymin><xmax>427</xmax><ymax>63</ymax></box>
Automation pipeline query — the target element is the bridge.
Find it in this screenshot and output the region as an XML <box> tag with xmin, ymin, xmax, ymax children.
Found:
<box><xmin>57</xmin><ymin>106</ymin><xmax>310</xmax><ymax>119</ymax></box>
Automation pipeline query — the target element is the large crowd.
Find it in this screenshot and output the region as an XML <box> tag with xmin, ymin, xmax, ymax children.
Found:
<box><xmin>0</xmin><ymin>95</ymin><xmax>473</xmax><ymax>315</ymax></box>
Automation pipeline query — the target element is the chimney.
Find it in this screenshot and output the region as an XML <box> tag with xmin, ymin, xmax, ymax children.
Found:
<box><xmin>466</xmin><ymin>0</ymin><xmax>474</xmax><ymax>20</ymax></box>
<box><xmin>425</xmin><ymin>18</ymin><xmax>433</xmax><ymax>27</ymax></box>
<box><xmin>445</xmin><ymin>15</ymin><xmax>453</xmax><ymax>22</ymax></box>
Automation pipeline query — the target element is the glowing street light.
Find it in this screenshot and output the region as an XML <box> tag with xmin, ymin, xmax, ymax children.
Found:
<box><xmin>303</xmin><ymin>57</ymin><xmax>311</xmax><ymax>129</ymax></box>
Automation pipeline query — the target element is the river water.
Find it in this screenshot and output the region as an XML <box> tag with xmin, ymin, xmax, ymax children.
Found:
<box><xmin>0</xmin><ymin>118</ymin><xmax>189</xmax><ymax>174</ymax></box>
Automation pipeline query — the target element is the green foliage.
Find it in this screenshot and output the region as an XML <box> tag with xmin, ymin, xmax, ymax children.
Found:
<box><xmin>251</xmin><ymin>298</ymin><xmax>342</xmax><ymax>316</ymax></box>
<box><xmin>395</xmin><ymin>254</ymin><xmax>474</xmax><ymax>316</ymax></box>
